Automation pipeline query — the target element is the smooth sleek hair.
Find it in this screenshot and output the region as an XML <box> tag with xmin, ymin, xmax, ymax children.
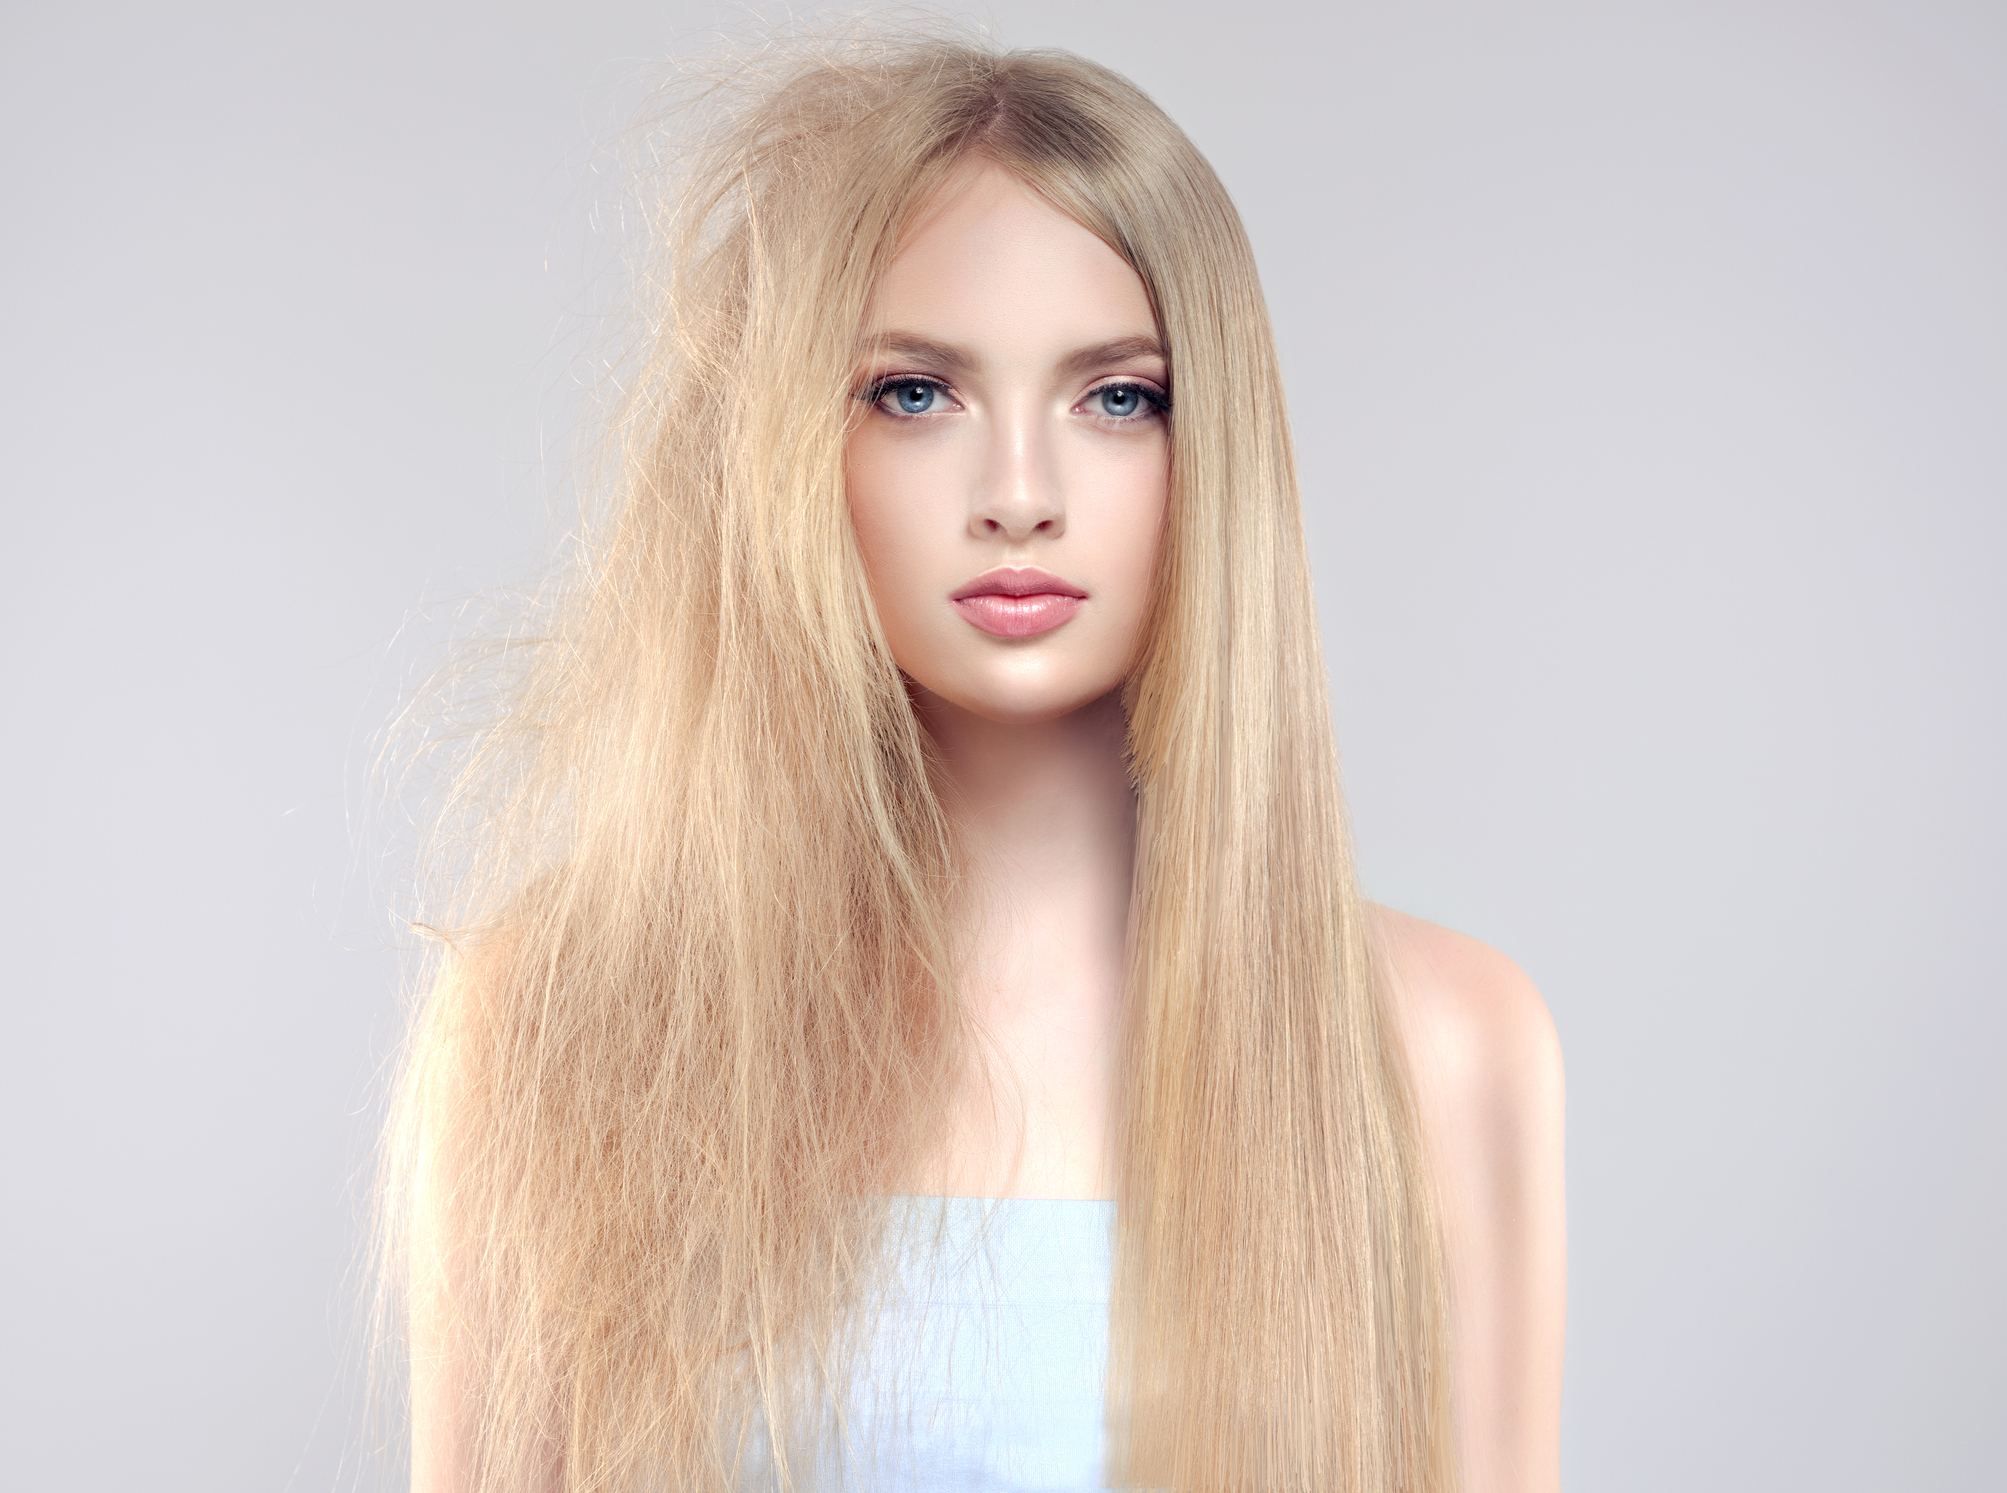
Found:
<box><xmin>379</xmin><ymin>28</ymin><xmax>1453</xmax><ymax>1493</ymax></box>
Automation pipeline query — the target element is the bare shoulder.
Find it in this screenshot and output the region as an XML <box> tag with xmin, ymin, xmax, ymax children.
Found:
<box><xmin>1369</xmin><ymin>904</ymin><xmax>1563</xmax><ymax>1120</ymax></box>
<box><xmin>1370</xmin><ymin>905</ymin><xmax>1567</xmax><ymax>1489</ymax></box>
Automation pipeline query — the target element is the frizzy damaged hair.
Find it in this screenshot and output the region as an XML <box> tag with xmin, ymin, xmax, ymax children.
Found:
<box><xmin>377</xmin><ymin>28</ymin><xmax>1455</xmax><ymax>1493</ymax></box>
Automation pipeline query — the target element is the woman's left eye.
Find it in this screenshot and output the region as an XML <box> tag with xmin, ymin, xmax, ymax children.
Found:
<box><xmin>1086</xmin><ymin>382</ymin><xmax>1165</xmax><ymax>420</ymax></box>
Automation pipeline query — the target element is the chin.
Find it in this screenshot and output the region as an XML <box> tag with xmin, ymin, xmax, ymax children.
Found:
<box><xmin>917</xmin><ymin>665</ymin><xmax>1121</xmax><ymax>727</ymax></box>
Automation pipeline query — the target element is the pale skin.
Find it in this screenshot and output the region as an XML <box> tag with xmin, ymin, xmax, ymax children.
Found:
<box><xmin>413</xmin><ymin>160</ymin><xmax>1565</xmax><ymax>1492</ymax></box>
<box><xmin>844</xmin><ymin>161</ymin><xmax>1567</xmax><ymax>1489</ymax></box>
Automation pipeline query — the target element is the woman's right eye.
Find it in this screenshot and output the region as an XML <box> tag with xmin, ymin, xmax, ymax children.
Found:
<box><xmin>871</xmin><ymin>378</ymin><xmax>947</xmax><ymax>416</ymax></box>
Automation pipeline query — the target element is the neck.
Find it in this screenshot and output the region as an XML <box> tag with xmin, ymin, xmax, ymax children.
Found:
<box><xmin>915</xmin><ymin>687</ymin><xmax>1138</xmax><ymax>1199</ymax></box>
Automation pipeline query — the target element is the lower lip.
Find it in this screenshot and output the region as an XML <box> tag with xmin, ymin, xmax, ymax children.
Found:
<box><xmin>952</xmin><ymin>593</ymin><xmax>1085</xmax><ymax>638</ymax></box>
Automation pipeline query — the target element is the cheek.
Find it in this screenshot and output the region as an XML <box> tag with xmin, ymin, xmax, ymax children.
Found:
<box><xmin>843</xmin><ymin>432</ymin><xmax>950</xmax><ymax>649</ymax></box>
<box><xmin>1073</xmin><ymin>440</ymin><xmax>1171</xmax><ymax>634</ymax></box>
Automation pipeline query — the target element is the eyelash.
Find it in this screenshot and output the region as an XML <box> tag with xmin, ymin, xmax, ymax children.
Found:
<box><xmin>859</xmin><ymin>376</ymin><xmax>1172</xmax><ymax>420</ymax></box>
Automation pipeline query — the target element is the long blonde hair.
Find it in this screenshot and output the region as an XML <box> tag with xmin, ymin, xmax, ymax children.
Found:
<box><xmin>381</xmin><ymin>28</ymin><xmax>1452</xmax><ymax>1493</ymax></box>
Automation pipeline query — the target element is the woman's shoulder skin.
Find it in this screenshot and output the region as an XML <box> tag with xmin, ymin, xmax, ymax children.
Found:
<box><xmin>1370</xmin><ymin>904</ymin><xmax>1566</xmax><ymax>1493</ymax></box>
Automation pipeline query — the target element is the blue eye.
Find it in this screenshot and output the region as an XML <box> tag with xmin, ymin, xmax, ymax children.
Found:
<box><xmin>877</xmin><ymin>379</ymin><xmax>939</xmax><ymax>415</ymax></box>
<box><xmin>1089</xmin><ymin>382</ymin><xmax>1165</xmax><ymax>420</ymax></box>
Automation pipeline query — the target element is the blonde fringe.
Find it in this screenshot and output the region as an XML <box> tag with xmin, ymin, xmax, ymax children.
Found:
<box><xmin>378</xmin><ymin>24</ymin><xmax>1453</xmax><ymax>1493</ymax></box>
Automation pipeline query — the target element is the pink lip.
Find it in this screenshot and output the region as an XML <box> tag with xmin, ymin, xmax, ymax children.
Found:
<box><xmin>950</xmin><ymin>566</ymin><xmax>1088</xmax><ymax>638</ymax></box>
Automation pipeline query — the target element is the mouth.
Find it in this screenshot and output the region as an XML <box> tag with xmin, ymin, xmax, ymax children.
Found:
<box><xmin>949</xmin><ymin>566</ymin><xmax>1088</xmax><ymax>639</ymax></box>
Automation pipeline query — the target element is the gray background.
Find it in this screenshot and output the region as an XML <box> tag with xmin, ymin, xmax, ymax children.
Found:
<box><xmin>3</xmin><ymin>2</ymin><xmax>2000</xmax><ymax>1488</ymax></box>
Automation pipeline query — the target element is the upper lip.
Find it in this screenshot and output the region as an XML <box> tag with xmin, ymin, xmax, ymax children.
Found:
<box><xmin>951</xmin><ymin>566</ymin><xmax>1088</xmax><ymax>600</ymax></box>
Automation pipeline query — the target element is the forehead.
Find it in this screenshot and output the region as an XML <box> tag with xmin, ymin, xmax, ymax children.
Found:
<box><xmin>863</xmin><ymin>160</ymin><xmax>1157</xmax><ymax>350</ymax></box>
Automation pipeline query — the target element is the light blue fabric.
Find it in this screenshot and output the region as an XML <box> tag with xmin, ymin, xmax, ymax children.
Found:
<box><xmin>856</xmin><ymin>1196</ymin><xmax>1116</xmax><ymax>1491</ymax></box>
<box><xmin>743</xmin><ymin>1196</ymin><xmax>1117</xmax><ymax>1491</ymax></box>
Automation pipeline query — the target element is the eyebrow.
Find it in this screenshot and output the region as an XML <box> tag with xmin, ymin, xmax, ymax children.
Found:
<box><xmin>856</xmin><ymin>332</ymin><xmax>1167</xmax><ymax>380</ymax></box>
<box><xmin>861</xmin><ymin>332</ymin><xmax>979</xmax><ymax>378</ymax></box>
<box><xmin>1058</xmin><ymin>335</ymin><xmax>1167</xmax><ymax>379</ymax></box>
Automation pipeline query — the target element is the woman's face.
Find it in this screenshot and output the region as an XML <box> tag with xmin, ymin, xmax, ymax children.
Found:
<box><xmin>845</xmin><ymin>161</ymin><xmax>1170</xmax><ymax>725</ymax></box>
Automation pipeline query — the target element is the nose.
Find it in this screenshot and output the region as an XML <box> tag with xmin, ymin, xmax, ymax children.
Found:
<box><xmin>967</xmin><ymin>397</ymin><xmax>1065</xmax><ymax>543</ymax></box>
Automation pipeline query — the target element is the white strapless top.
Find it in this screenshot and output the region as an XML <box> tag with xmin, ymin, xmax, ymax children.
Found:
<box><xmin>742</xmin><ymin>1197</ymin><xmax>1117</xmax><ymax>1491</ymax></box>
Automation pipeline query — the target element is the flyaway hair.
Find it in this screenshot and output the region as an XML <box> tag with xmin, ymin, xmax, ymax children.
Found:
<box><xmin>378</xmin><ymin>27</ymin><xmax>1454</xmax><ymax>1493</ymax></box>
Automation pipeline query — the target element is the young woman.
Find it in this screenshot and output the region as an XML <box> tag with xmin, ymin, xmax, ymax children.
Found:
<box><xmin>389</xmin><ymin>34</ymin><xmax>1564</xmax><ymax>1493</ymax></box>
